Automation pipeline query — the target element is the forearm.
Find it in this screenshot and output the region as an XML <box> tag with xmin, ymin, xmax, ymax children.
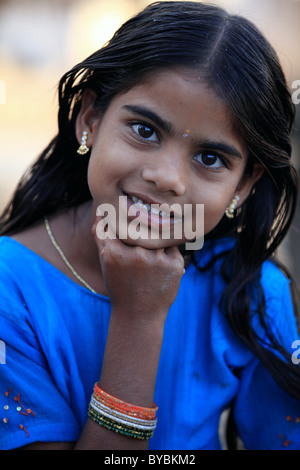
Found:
<box><xmin>74</xmin><ymin>309</ymin><xmax>165</xmax><ymax>450</ymax></box>
<box><xmin>74</xmin><ymin>231</ymin><xmax>184</xmax><ymax>450</ymax></box>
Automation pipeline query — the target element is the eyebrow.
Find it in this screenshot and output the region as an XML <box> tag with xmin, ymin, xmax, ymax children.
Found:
<box><xmin>123</xmin><ymin>104</ymin><xmax>175</xmax><ymax>135</ymax></box>
<box><xmin>198</xmin><ymin>140</ymin><xmax>243</xmax><ymax>160</ymax></box>
<box><xmin>123</xmin><ymin>104</ymin><xmax>243</xmax><ymax>160</ymax></box>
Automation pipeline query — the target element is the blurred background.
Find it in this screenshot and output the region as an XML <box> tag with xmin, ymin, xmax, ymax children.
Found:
<box><xmin>0</xmin><ymin>0</ymin><xmax>299</xmax><ymax>283</ymax></box>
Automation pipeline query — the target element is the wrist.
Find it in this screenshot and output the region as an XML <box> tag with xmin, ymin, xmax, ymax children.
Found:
<box><xmin>99</xmin><ymin>308</ymin><xmax>165</xmax><ymax>409</ymax></box>
<box><xmin>110</xmin><ymin>305</ymin><xmax>168</xmax><ymax>332</ymax></box>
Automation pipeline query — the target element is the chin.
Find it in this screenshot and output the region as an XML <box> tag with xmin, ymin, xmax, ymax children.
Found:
<box><xmin>119</xmin><ymin>236</ymin><xmax>181</xmax><ymax>250</ymax></box>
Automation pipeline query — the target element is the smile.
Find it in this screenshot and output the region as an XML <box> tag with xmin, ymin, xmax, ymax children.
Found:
<box><xmin>129</xmin><ymin>195</ymin><xmax>173</xmax><ymax>219</ymax></box>
<box><xmin>96</xmin><ymin>195</ymin><xmax>204</xmax><ymax>250</ymax></box>
<box><xmin>122</xmin><ymin>191</ymin><xmax>182</xmax><ymax>221</ymax></box>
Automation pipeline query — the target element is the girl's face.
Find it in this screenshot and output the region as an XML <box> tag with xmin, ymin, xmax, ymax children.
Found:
<box><xmin>78</xmin><ymin>69</ymin><xmax>262</xmax><ymax>249</ymax></box>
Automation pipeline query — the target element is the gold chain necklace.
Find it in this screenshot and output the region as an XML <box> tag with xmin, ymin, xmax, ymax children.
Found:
<box><xmin>44</xmin><ymin>216</ymin><xmax>97</xmax><ymax>294</ymax></box>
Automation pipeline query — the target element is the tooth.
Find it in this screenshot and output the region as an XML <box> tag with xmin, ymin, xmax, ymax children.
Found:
<box><xmin>128</xmin><ymin>196</ymin><xmax>175</xmax><ymax>218</ymax></box>
<box><xmin>151</xmin><ymin>206</ymin><xmax>160</xmax><ymax>215</ymax></box>
<box><xmin>133</xmin><ymin>200</ymin><xmax>144</xmax><ymax>208</ymax></box>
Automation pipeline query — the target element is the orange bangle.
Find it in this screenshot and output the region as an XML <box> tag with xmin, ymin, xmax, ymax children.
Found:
<box><xmin>93</xmin><ymin>383</ymin><xmax>158</xmax><ymax>420</ymax></box>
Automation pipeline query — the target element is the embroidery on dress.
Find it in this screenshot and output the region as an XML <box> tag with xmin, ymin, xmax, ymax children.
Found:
<box><xmin>2</xmin><ymin>387</ymin><xmax>36</xmax><ymax>438</ymax></box>
<box><xmin>277</xmin><ymin>415</ymin><xmax>300</xmax><ymax>448</ymax></box>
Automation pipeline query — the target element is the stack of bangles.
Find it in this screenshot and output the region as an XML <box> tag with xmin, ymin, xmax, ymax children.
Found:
<box><xmin>88</xmin><ymin>382</ymin><xmax>158</xmax><ymax>440</ymax></box>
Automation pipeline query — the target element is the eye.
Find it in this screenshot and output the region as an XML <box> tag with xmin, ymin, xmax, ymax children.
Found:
<box><xmin>131</xmin><ymin>123</ymin><xmax>159</xmax><ymax>142</ymax></box>
<box><xmin>194</xmin><ymin>152</ymin><xmax>226</xmax><ymax>170</ymax></box>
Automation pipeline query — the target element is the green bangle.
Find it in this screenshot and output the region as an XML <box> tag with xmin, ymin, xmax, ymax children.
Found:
<box><xmin>88</xmin><ymin>410</ymin><xmax>154</xmax><ymax>439</ymax></box>
<box><xmin>88</xmin><ymin>405</ymin><xmax>154</xmax><ymax>440</ymax></box>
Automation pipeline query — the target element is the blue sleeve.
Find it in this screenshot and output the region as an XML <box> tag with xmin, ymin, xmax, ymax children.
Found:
<box><xmin>234</xmin><ymin>263</ymin><xmax>300</xmax><ymax>450</ymax></box>
<box><xmin>0</xmin><ymin>303</ymin><xmax>81</xmax><ymax>449</ymax></box>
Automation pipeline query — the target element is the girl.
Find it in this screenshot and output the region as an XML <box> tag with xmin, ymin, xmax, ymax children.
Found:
<box><xmin>0</xmin><ymin>1</ymin><xmax>299</xmax><ymax>450</ymax></box>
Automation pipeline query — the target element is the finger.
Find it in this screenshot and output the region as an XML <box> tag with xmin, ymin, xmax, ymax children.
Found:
<box><xmin>163</xmin><ymin>245</ymin><xmax>185</xmax><ymax>274</ymax></box>
<box><xmin>92</xmin><ymin>216</ymin><xmax>108</xmax><ymax>256</ymax></box>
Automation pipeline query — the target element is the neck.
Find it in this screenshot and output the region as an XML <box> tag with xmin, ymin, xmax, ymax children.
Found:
<box><xmin>70</xmin><ymin>200</ymin><xmax>100</xmax><ymax>268</ymax></box>
<box><xmin>57</xmin><ymin>200</ymin><xmax>107</xmax><ymax>295</ymax></box>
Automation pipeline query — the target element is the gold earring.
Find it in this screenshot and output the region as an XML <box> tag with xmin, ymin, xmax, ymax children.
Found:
<box><xmin>77</xmin><ymin>131</ymin><xmax>90</xmax><ymax>155</ymax></box>
<box><xmin>225</xmin><ymin>195</ymin><xmax>240</xmax><ymax>219</ymax></box>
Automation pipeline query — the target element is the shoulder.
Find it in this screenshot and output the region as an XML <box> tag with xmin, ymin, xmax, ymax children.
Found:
<box><xmin>0</xmin><ymin>237</ymin><xmax>40</xmax><ymax>321</ymax></box>
<box><xmin>0</xmin><ymin>214</ymin><xmax>74</xmax><ymax>290</ymax></box>
<box><xmin>260</xmin><ymin>259</ymin><xmax>293</xmax><ymax>305</ymax></box>
<box><xmin>9</xmin><ymin>218</ymin><xmax>51</xmax><ymax>259</ymax></box>
<box><xmin>261</xmin><ymin>258</ymin><xmax>290</xmax><ymax>284</ymax></box>
<box><xmin>0</xmin><ymin>238</ymin><xmax>42</xmax><ymax>360</ymax></box>
<box><xmin>0</xmin><ymin>216</ymin><xmax>51</xmax><ymax>270</ymax></box>
<box><xmin>257</xmin><ymin>258</ymin><xmax>298</xmax><ymax>347</ymax></box>
<box><xmin>0</xmin><ymin>232</ymin><xmax>63</xmax><ymax>325</ymax></box>
<box><xmin>0</xmin><ymin>236</ymin><xmax>30</xmax><ymax>281</ymax></box>
<box><xmin>0</xmin><ymin>232</ymin><xmax>46</xmax><ymax>279</ymax></box>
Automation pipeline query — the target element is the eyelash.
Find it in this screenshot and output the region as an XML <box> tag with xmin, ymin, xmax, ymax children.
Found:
<box><xmin>130</xmin><ymin>122</ymin><xmax>160</xmax><ymax>143</ymax></box>
<box><xmin>193</xmin><ymin>152</ymin><xmax>228</xmax><ymax>171</ymax></box>
<box><xmin>129</xmin><ymin>121</ymin><xmax>229</xmax><ymax>171</ymax></box>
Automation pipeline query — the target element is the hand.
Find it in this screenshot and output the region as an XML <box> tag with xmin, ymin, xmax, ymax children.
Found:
<box><xmin>92</xmin><ymin>216</ymin><xmax>185</xmax><ymax>324</ymax></box>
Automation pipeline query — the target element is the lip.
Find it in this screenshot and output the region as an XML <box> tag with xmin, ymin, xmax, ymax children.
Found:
<box><xmin>120</xmin><ymin>190</ymin><xmax>183</xmax><ymax>221</ymax></box>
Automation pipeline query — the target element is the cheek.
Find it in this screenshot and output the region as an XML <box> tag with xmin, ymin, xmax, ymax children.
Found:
<box><xmin>87</xmin><ymin>149</ymin><xmax>114</xmax><ymax>201</ymax></box>
<box><xmin>190</xmin><ymin>190</ymin><xmax>232</xmax><ymax>235</ymax></box>
<box><xmin>203</xmin><ymin>207</ymin><xmax>226</xmax><ymax>234</ymax></box>
<box><xmin>87</xmin><ymin>140</ymin><xmax>126</xmax><ymax>194</ymax></box>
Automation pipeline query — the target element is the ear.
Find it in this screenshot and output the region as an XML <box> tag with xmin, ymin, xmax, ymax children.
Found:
<box><xmin>75</xmin><ymin>90</ymin><xmax>102</xmax><ymax>148</ymax></box>
<box><xmin>236</xmin><ymin>162</ymin><xmax>265</xmax><ymax>207</ymax></box>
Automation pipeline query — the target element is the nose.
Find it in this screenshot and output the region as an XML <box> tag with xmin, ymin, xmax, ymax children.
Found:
<box><xmin>141</xmin><ymin>153</ymin><xmax>186</xmax><ymax>196</ymax></box>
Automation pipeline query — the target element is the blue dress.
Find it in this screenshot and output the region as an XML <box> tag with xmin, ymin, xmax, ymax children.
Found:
<box><xmin>0</xmin><ymin>236</ymin><xmax>299</xmax><ymax>450</ymax></box>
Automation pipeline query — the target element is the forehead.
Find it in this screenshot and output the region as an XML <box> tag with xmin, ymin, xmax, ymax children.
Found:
<box><xmin>118</xmin><ymin>69</ymin><xmax>228</xmax><ymax>117</ymax></box>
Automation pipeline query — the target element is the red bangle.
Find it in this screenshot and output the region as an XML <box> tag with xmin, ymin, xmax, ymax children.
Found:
<box><xmin>93</xmin><ymin>383</ymin><xmax>158</xmax><ymax>420</ymax></box>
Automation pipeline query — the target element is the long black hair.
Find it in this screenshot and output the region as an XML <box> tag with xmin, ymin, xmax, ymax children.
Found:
<box><xmin>1</xmin><ymin>0</ymin><xmax>299</xmax><ymax>422</ymax></box>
